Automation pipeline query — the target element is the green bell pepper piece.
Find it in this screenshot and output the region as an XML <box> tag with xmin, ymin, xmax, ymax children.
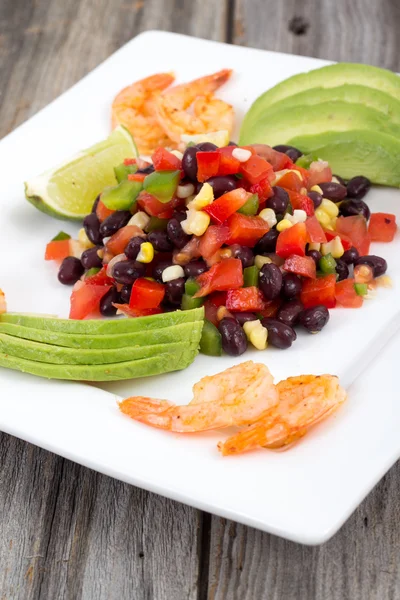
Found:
<box><xmin>143</xmin><ymin>170</ymin><xmax>181</xmax><ymax>203</ymax></box>
<box><xmin>85</xmin><ymin>267</ymin><xmax>101</xmax><ymax>279</ymax></box>
<box><xmin>147</xmin><ymin>216</ymin><xmax>169</xmax><ymax>232</ymax></box>
<box><xmin>319</xmin><ymin>253</ymin><xmax>337</xmax><ymax>274</ymax></box>
<box><xmin>101</xmin><ymin>180</ymin><xmax>143</xmax><ymax>211</ymax></box>
<box><xmin>181</xmin><ymin>294</ymin><xmax>204</xmax><ymax>310</ymax></box>
<box><xmin>238</xmin><ymin>193</ymin><xmax>259</xmax><ymax>216</ymax></box>
<box><xmin>185</xmin><ymin>278</ymin><xmax>201</xmax><ymax>296</ymax></box>
<box><xmin>295</xmin><ymin>153</ymin><xmax>319</xmax><ymax>169</ymax></box>
<box><xmin>354</xmin><ymin>282</ymin><xmax>368</xmax><ymax>296</ymax></box>
<box><xmin>114</xmin><ymin>162</ymin><xmax>138</xmax><ymax>183</ymax></box>
<box><xmin>199</xmin><ymin>319</ymin><xmax>222</xmax><ymax>356</ymax></box>
<box><xmin>243</xmin><ymin>265</ymin><xmax>259</xmax><ymax>287</ymax></box>
<box><xmin>52</xmin><ymin>231</ymin><xmax>71</xmax><ymax>241</ymax></box>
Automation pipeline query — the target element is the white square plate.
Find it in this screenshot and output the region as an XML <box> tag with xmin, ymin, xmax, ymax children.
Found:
<box><xmin>1</xmin><ymin>31</ymin><xmax>400</xmax><ymax>544</ymax></box>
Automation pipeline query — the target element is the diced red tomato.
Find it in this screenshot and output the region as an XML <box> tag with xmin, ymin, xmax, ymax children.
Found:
<box><xmin>124</xmin><ymin>158</ymin><xmax>137</xmax><ymax>166</ymax></box>
<box><xmin>152</xmin><ymin>147</ymin><xmax>182</xmax><ymax>171</ymax></box>
<box><xmin>240</xmin><ymin>155</ymin><xmax>274</xmax><ymax>185</ymax></box>
<box><xmin>96</xmin><ymin>199</ymin><xmax>115</xmax><ymax>222</ymax></box>
<box><xmin>128</xmin><ymin>173</ymin><xmax>147</xmax><ymax>183</ymax></box>
<box><xmin>306</xmin><ymin>160</ymin><xmax>332</xmax><ymax>189</ymax></box>
<box><xmin>285</xmin><ymin>190</ymin><xmax>314</xmax><ymax>216</ymax></box>
<box><xmin>45</xmin><ymin>240</ymin><xmax>71</xmax><ymax>262</ymax></box>
<box><xmin>209</xmin><ymin>291</ymin><xmax>228</xmax><ymax>307</ymax></box>
<box><xmin>217</xmin><ymin>146</ymin><xmax>241</xmax><ymax>175</ymax></box>
<box><xmin>69</xmin><ymin>282</ymin><xmax>111</xmax><ymax>320</ymax></box>
<box><xmin>323</xmin><ymin>228</ymin><xmax>352</xmax><ymax>251</ymax></box>
<box><xmin>292</xmin><ymin>164</ymin><xmax>311</xmax><ymax>187</ymax></box>
<box><xmin>257</xmin><ymin>298</ymin><xmax>281</xmax><ymax>318</ymax></box>
<box><xmin>106</xmin><ymin>225</ymin><xmax>144</xmax><ymax>256</ymax></box>
<box><xmin>113</xmin><ymin>303</ymin><xmax>162</xmax><ymax>318</ymax></box>
<box><xmin>226</xmin><ymin>287</ymin><xmax>267</xmax><ymax>311</ymax></box>
<box><xmin>335</xmin><ymin>216</ymin><xmax>370</xmax><ymax>256</ymax></box>
<box><xmin>249</xmin><ymin>177</ymin><xmax>273</xmax><ymax>203</ymax></box>
<box><xmin>226</xmin><ymin>213</ymin><xmax>270</xmax><ymax>247</ymax></box>
<box><xmin>129</xmin><ymin>278</ymin><xmax>165</xmax><ymax>310</ymax></box>
<box><xmin>300</xmin><ymin>274</ymin><xmax>336</xmax><ymax>309</ymax></box>
<box><xmin>368</xmin><ymin>213</ymin><xmax>397</xmax><ymax>242</ymax></box>
<box><xmin>137</xmin><ymin>191</ymin><xmax>182</xmax><ymax>219</ymax></box>
<box><xmin>203</xmin><ymin>298</ymin><xmax>219</xmax><ymax>327</ymax></box>
<box><xmin>276</xmin><ymin>171</ymin><xmax>303</xmax><ymax>192</ymax></box>
<box><xmin>198</xmin><ymin>224</ymin><xmax>230</xmax><ymax>259</ymax></box>
<box><xmin>305</xmin><ymin>216</ymin><xmax>327</xmax><ymax>244</ymax></box>
<box><xmin>84</xmin><ymin>266</ymin><xmax>114</xmax><ymax>286</ymax></box>
<box><xmin>249</xmin><ymin>144</ymin><xmax>293</xmax><ymax>171</ymax></box>
<box><xmin>283</xmin><ymin>254</ymin><xmax>316</xmax><ymax>278</ymax></box>
<box><xmin>197</xmin><ymin>151</ymin><xmax>221</xmax><ymax>182</ymax></box>
<box><xmin>203</xmin><ymin>188</ymin><xmax>251</xmax><ymax>224</ymax></box>
<box><xmin>276</xmin><ymin>222</ymin><xmax>307</xmax><ymax>258</ymax></box>
<box><xmin>194</xmin><ymin>258</ymin><xmax>243</xmax><ymax>298</ymax></box>
<box><xmin>335</xmin><ymin>279</ymin><xmax>363</xmax><ymax>308</ymax></box>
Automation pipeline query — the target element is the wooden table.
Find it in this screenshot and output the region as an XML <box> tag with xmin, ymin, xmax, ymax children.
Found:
<box><xmin>1</xmin><ymin>1</ymin><xmax>400</xmax><ymax>598</ymax></box>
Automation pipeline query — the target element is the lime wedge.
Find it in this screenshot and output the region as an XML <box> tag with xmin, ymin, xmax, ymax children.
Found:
<box><xmin>180</xmin><ymin>130</ymin><xmax>230</xmax><ymax>148</ymax></box>
<box><xmin>24</xmin><ymin>126</ymin><xmax>138</xmax><ymax>221</ymax></box>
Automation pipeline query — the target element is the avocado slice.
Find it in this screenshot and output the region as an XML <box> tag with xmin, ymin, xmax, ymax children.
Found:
<box><xmin>0</xmin><ymin>307</ymin><xmax>204</xmax><ymax>334</ymax></box>
<box><xmin>241</xmin><ymin>63</ymin><xmax>400</xmax><ymax>134</ymax></box>
<box><xmin>288</xmin><ymin>130</ymin><xmax>400</xmax><ymax>186</ymax></box>
<box><xmin>239</xmin><ymin>101</ymin><xmax>400</xmax><ymax>147</ymax></box>
<box><xmin>0</xmin><ymin>321</ymin><xmax>202</xmax><ymax>349</ymax></box>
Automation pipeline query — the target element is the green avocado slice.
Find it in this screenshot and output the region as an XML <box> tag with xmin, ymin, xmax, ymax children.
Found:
<box><xmin>241</xmin><ymin>63</ymin><xmax>400</xmax><ymax>134</ymax></box>
<box><xmin>239</xmin><ymin>101</ymin><xmax>400</xmax><ymax>148</ymax></box>
<box><xmin>0</xmin><ymin>321</ymin><xmax>202</xmax><ymax>349</ymax></box>
<box><xmin>0</xmin><ymin>308</ymin><xmax>204</xmax><ymax>334</ymax></box>
<box><xmin>288</xmin><ymin>129</ymin><xmax>400</xmax><ymax>186</ymax></box>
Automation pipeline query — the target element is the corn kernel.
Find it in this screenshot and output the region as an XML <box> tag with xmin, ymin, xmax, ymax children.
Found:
<box><xmin>78</xmin><ymin>228</ymin><xmax>94</xmax><ymax>250</ymax></box>
<box><xmin>70</xmin><ymin>240</ymin><xmax>84</xmax><ymax>259</ymax></box>
<box><xmin>321</xmin><ymin>236</ymin><xmax>344</xmax><ymax>258</ymax></box>
<box><xmin>331</xmin><ymin>176</ymin><xmax>341</xmax><ymax>185</ymax></box>
<box><xmin>128</xmin><ymin>211</ymin><xmax>151</xmax><ymax>230</ymax></box>
<box><xmin>255</xmin><ymin>255</ymin><xmax>272</xmax><ymax>269</ymax></box>
<box><xmin>181</xmin><ymin>209</ymin><xmax>210</xmax><ymax>236</ymax></box>
<box><xmin>311</xmin><ymin>185</ymin><xmax>323</xmax><ymax>194</ymax></box>
<box><xmin>162</xmin><ymin>265</ymin><xmax>185</xmax><ymax>283</ymax></box>
<box><xmin>276</xmin><ymin>219</ymin><xmax>293</xmax><ymax>232</ymax></box>
<box><xmin>243</xmin><ymin>319</ymin><xmax>268</xmax><ymax>350</ymax></box>
<box><xmin>321</xmin><ymin>198</ymin><xmax>339</xmax><ymax>218</ymax></box>
<box><xmin>259</xmin><ymin>208</ymin><xmax>277</xmax><ymax>228</ymax></box>
<box><xmin>292</xmin><ymin>209</ymin><xmax>307</xmax><ymax>223</ymax></box>
<box><xmin>136</xmin><ymin>242</ymin><xmax>154</xmax><ymax>263</ymax></box>
<box><xmin>217</xmin><ymin>306</ymin><xmax>233</xmax><ymax>321</ymax></box>
<box><xmin>189</xmin><ymin>182</ymin><xmax>214</xmax><ymax>209</ymax></box>
<box><xmin>308</xmin><ymin>242</ymin><xmax>321</xmax><ymax>251</ymax></box>
<box><xmin>314</xmin><ymin>208</ymin><xmax>331</xmax><ymax>228</ymax></box>
<box><xmin>232</xmin><ymin>148</ymin><xmax>252</xmax><ymax>162</ymax></box>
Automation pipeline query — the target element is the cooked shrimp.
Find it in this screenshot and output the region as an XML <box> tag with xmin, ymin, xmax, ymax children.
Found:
<box><xmin>111</xmin><ymin>73</ymin><xmax>175</xmax><ymax>154</ymax></box>
<box><xmin>119</xmin><ymin>361</ymin><xmax>278</xmax><ymax>433</ymax></box>
<box><xmin>155</xmin><ymin>69</ymin><xmax>234</xmax><ymax>143</ymax></box>
<box><xmin>218</xmin><ymin>375</ymin><xmax>346</xmax><ymax>455</ymax></box>
<box><xmin>0</xmin><ymin>289</ymin><xmax>6</xmax><ymax>314</ymax></box>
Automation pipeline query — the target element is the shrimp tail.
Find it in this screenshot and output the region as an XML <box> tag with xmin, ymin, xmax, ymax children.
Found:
<box><xmin>218</xmin><ymin>420</ymin><xmax>271</xmax><ymax>456</ymax></box>
<box><xmin>119</xmin><ymin>397</ymin><xmax>175</xmax><ymax>429</ymax></box>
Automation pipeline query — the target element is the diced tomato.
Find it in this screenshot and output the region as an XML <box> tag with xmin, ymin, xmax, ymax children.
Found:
<box><xmin>152</xmin><ymin>147</ymin><xmax>182</xmax><ymax>171</ymax></box>
<box><xmin>257</xmin><ymin>298</ymin><xmax>281</xmax><ymax>318</ymax></box>
<box><xmin>285</xmin><ymin>190</ymin><xmax>314</xmax><ymax>216</ymax></box>
<box><xmin>283</xmin><ymin>254</ymin><xmax>316</xmax><ymax>278</ymax></box>
<box><xmin>240</xmin><ymin>155</ymin><xmax>274</xmax><ymax>185</ymax></box>
<box><xmin>69</xmin><ymin>282</ymin><xmax>111</xmax><ymax>320</ymax></box>
<box><xmin>113</xmin><ymin>303</ymin><xmax>162</xmax><ymax>318</ymax></box>
<box><xmin>292</xmin><ymin>164</ymin><xmax>311</xmax><ymax>187</ymax></box>
<box><xmin>249</xmin><ymin>144</ymin><xmax>293</xmax><ymax>171</ymax></box>
<box><xmin>106</xmin><ymin>225</ymin><xmax>144</xmax><ymax>256</ymax></box>
<box><xmin>305</xmin><ymin>216</ymin><xmax>327</xmax><ymax>244</ymax></box>
<box><xmin>84</xmin><ymin>266</ymin><xmax>114</xmax><ymax>286</ymax></box>
<box><xmin>45</xmin><ymin>240</ymin><xmax>71</xmax><ymax>261</ymax></box>
<box><xmin>197</xmin><ymin>151</ymin><xmax>221</xmax><ymax>182</ymax></box>
<box><xmin>128</xmin><ymin>173</ymin><xmax>147</xmax><ymax>183</ymax></box>
<box><xmin>96</xmin><ymin>199</ymin><xmax>115</xmax><ymax>222</ymax></box>
<box><xmin>137</xmin><ymin>191</ymin><xmax>182</xmax><ymax>219</ymax></box>
<box><xmin>217</xmin><ymin>146</ymin><xmax>241</xmax><ymax>175</ymax></box>
<box><xmin>300</xmin><ymin>274</ymin><xmax>336</xmax><ymax>309</ymax></box>
<box><xmin>276</xmin><ymin>171</ymin><xmax>303</xmax><ymax>192</ymax></box>
<box><xmin>226</xmin><ymin>213</ymin><xmax>270</xmax><ymax>247</ymax></box>
<box><xmin>203</xmin><ymin>298</ymin><xmax>219</xmax><ymax>326</ymax></box>
<box><xmin>209</xmin><ymin>291</ymin><xmax>228</xmax><ymax>307</ymax></box>
<box><xmin>306</xmin><ymin>160</ymin><xmax>332</xmax><ymax>189</ymax></box>
<box><xmin>249</xmin><ymin>177</ymin><xmax>273</xmax><ymax>203</ymax></box>
<box><xmin>198</xmin><ymin>224</ymin><xmax>230</xmax><ymax>259</ymax></box>
<box><xmin>129</xmin><ymin>278</ymin><xmax>165</xmax><ymax>310</ymax></box>
<box><xmin>276</xmin><ymin>222</ymin><xmax>307</xmax><ymax>258</ymax></box>
<box><xmin>323</xmin><ymin>228</ymin><xmax>352</xmax><ymax>251</ymax></box>
<box><xmin>368</xmin><ymin>213</ymin><xmax>397</xmax><ymax>242</ymax></box>
<box><xmin>124</xmin><ymin>158</ymin><xmax>137</xmax><ymax>166</ymax></box>
<box><xmin>194</xmin><ymin>258</ymin><xmax>243</xmax><ymax>298</ymax></box>
<box><xmin>226</xmin><ymin>287</ymin><xmax>267</xmax><ymax>311</ymax></box>
<box><xmin>335</xmin><ymin>216</ymin><xmax>370</xmax><ymax>256</ymax></box>
<box><xmin>203</xmin><ymin>188</ymin><xmax>251</xmax><ymax>224</ymax></box>
<box><xmin>335</xmin><ymin>279</ymin><xmax>363</xmax><ymax>308</ymax></box>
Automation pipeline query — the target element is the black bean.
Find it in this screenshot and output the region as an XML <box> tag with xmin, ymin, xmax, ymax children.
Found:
<box><xmin>272</xmin><ymin>144</ymin><xmax>303</xmax><ymax>162</ymax></box>
<box><xmin>318</xmin><ymin>182</ymin><xmax>347</xmax><ymax>201</ymax></box>
<box><xmin>83</xmin><ymin>213</ymin><xmax>102</xmax><ymax>245</ymax></box>
<box><xmin>228</xmin><ymin>141</ymin><xmax>238</xmax><ymax>146</ymax></box>
<box><xmin>125</xmin><ymin>236</ymin><xmax>144</xmax><ymax>260</ymax></box>
<box><xmin>281</xmin><ymin>273</ymin><xmax>302</xmax><ymax>299</ymax></box>
<box><xmin>259</xmin><ymin>263</ymin><xmax>283</xmax><ymax>300</ymax></box>
<box><xmin>99</xmin><ymin>210</ymin><xmax>131</xmax><ymax>239</ymax></box>
<box><xmin>196</xmin><ymin>142</ymin><xmax>218</xmax><ymax>151</ymax></box>
<box><xmin>341</xmin><ymin>246</ymin><xmax>359</xmax><ymax>265</ymax></box>
<box><xmin>182</xmin><ymin>147</ymin><xmax>199</xmax><ymax>181</ymax></box>
<box><xmin>299</xmin><ymin>305</ymin><xmax>330</xmax><ymax>333</ymax></box>
<box><xmin>92</xmin><ymin>194</ymin><xmax>100</xmax><ymax>213</ymax></box>
<box><xmin>346</xmin><ymin>176</ymin><xmax>371</xmax><ymax>200</ymax></box>
<box><xmin>231</xmin><ymin>245</ymin><xmax>254</xmax><ymax>269</ymax></box>
<box><xmin>339</xmin><ymin>199</ymin><xmax>370</xmax><ymax>221</ymax></box>
<box><xmin>266</xmin><ymin>186</ymin><xmax>290</xmax><ymax>215</ymax></box>
<box><xmin>120</xmin><ymin>284</ymin><xmax>132</xmax><ymax>303</ymax></box>
<box><xmin>100</xmin><ymin>287</ymin><xmax>120</xmax><ymax>316</ymax></box>
<box><xmin>277</xmin><ymin>299</ymin><xmax>304</xmax><ymax>327</ymax></box>
<box><xmin>335</xmin><ymin>259</ymin><xmax>349</xmax><ymax>281</ymax></box>
<box><xmin>137</xmin><ymin>165</ymin><xmax>154</xmax><ymax>174</ymax></box>
<box><xmin>254</xmin><ymin>229</ymin><xmax>279</xmax><ymax>254</ymax></box>
<box><xmin>218</xmin><ymin>318</ymin><xmax>248</xmax><ymax>356</ymax></box>
<box><xmin>167</xmin><ymin>218</ymin><xmax>191</xmax><ymax>249</ymax></box>
<box><xmin>333</xmin><ymin>174</ymin><xmax>346</xmax><ymax>186</ymax></box>
<box><xmin>184</xmin><ymin>260</ymin><xmax>208</xmax><ymax>279</ymax></box>
<box><xmin>165</xmin><ymin>277</ymin><xmax>185</xmax><ymax>305</ymax></box>
<box><xmin>58</xmin><ymin>257</ymin><xmax>84</xmax><ymax>285</ymax></box>
<box><xmin>172</xmin><ymin>210</ymin><xmax>187</xmax><ymax>223</ymax></box>
<box><xmin>233</xmin><ymin>312</ymin><xmax>258</xmax><ymax>326</ymax></box>
<box><xmin>261</xmin><ymin>318</ymin><xmax>296</xmax><ymax>349</ymax></box>
<box><xmin>206</xmin><ymin>175</ymin><xmax>237</xmax><ymax>198</ymax></box>
<box><xmin>147</xmin><ymin>230</ymin><xmax>174</xmax><ymax>252</ymax></box>
<box><xmin>306</xmin><ymin>249</ymin><xmax>322</xmax><ymax>265</ymax></box>
<box><xmin>354</xmin><ymin>255</ymin><xmax>387</xmax><ymax>278</ymax></box>
<box><xmin>308</xmin><ymin>191</ymin><xmax>323</xmax><ymax>209</ymax></box>
<box><xmin>112</xmin><ymin>260</ymin><xmax>146</xmax><ymax>285</ymax></box>
<box><xmin>81</xmin><ymin>246</ymin><xmax>103</xmax><ymax>270</ymax></box>
<box><xmin>152</xmin><ymin>260</ymin><xmax>173</xmax><ymax>283</ymax></box>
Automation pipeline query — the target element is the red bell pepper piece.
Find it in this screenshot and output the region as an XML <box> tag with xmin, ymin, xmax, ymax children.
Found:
<box><xmin>249</xmin><ymin>177</ymin><xmax>273</xmax><ymax>203</ymax></box>
<box><xmin>203</xmin><ymin>188</ymin><xmax>251</xmax><ymax>224</ymax></box>
<box><xmin>276</xmin><ymin>171</ymin><xmax>303</xmax><ymax>192</ymax></box>
<box><xmin>368</xmin><ymin>213</ymin><xmax>397</xmax><ymax>242</ymax></box>
<box><xmin>69</xmin><ymin>282</ymin><xmax>111</xmax><ymax>320</ymax></box>
<box><xmin>198</xmin><ymin>224</ymin><xmax>230</xmax><ymax>259</ymax></box>
<box><xmin>257</xmin><ymin>298</ymin><xmax>281</xmax><ymax>318</ymax></box>
<box><xmin>217</xmin><ymin>146</ymin><xmax>241</xmax><ymax>175</ymax></box>
<box><xmin>106</xmin><ymin>225</ymin><xmax>144</xmax><ymax>256</ymax></box>
<box><xmin>137</xmin><ymin>191</ymin><xmax>183</xmax><ymax>219</ymax></box>
<box><xmin>129</xmin><ymin>278</ymin><xmax>165</xmax><ymax>310</ymax></box>
<box><xmin>84</xmin><ymin>266</ymin><xmax>114</xmax><ymax>286</ymax></box>
<box><xmin>197</xmin><ymin>151</ymin><xmax>221</xmax><ymax>182</ymax></box>
<box><xmin>300</xmin><ymin>274</ymin><xmax>336</xmax><ymax>309</ymax></box>
<box><xmin>152</xmin><ymin>147</ymin><xmax>182</xmax><ymax>171</ymax></box>
<box><xmin>283</xmin><ymin>254</ymin><xmax>316</xmax><ymax>278</ymax></box>
<box><xmin>194</xmin><ymin>258</ymin><xmax>243</xmax><ymax>298</ymax></box>
<box><xmin>96</xmin><ymin>199</ymin><xmax>115</xmax><ymax>222</ymax></box>
<box><xmin>240</xmin><ymin>155</ymin><xmax>274</xmax><ymax>185</ymax></box>
<box><xmin>209</xmin><ymin>291</ymin><xmax>228</xmax><ymax>307</ymax></box>
<box><xmin>305</xmin><ymin>216</ymin><xmax>327</xmax><ymax>244</ymax></box>
<box><xmin>285</xmin><ymin>190</ymin><xmax>314</xmax><ymax>216</ymax></box>
<box><xmin>335</xmin><ymin>279</ymin><xmax>363</xmax><ymax>308</ymax></box>
<box><xmin>128</xmin><ymin>173</ymin><xmax>147</xmax><ymax>183</ymax></box>
<box><xmin>203</xmin><ymin>298</ymin><xmax>219</xmax><ymax>327</ymax></box>
<box><xmin>335</xmin><ymin>215</ymin><xmax>370</xmax><ymax>256</ymax></box>
<box><xmin>226</xmin><ymin>213</ymin><xmax>270</xmax><ymax>246</ymax></box>
<box><xmin>113</xmin><ymin>303</ymin><xmax>162</xmax><ymax>318</ymax></box>
<box><xmin>276</xmin><ymin>222</ymin><xmax>307</xmax><ymax>258</ymax></box>
<box><xmin>226</xmin><ymin>287</ymin><xmax>267</xmax><ymax>311</ymax></box>
<box><xmin>45</xmin><ymin>240</ymin><xmax>71</xmax><ymax>262</ymax></box>
<box><xmin>124</xmin><ymin>158</ymin><xmax>137</xmax><ymax>166</ymax></box>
